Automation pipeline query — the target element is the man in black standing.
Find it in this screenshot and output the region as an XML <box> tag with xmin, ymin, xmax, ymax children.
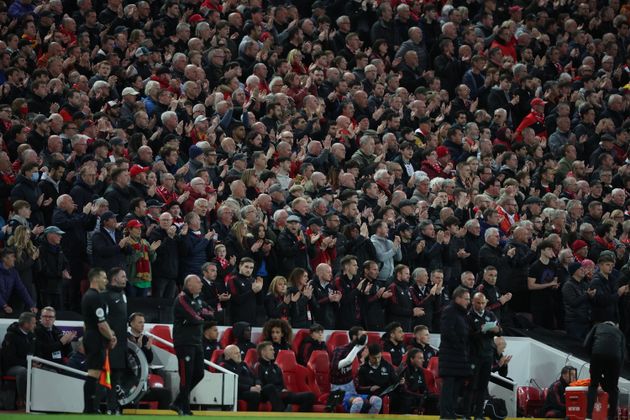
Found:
<box><xmin>438</xmin><ymin>286</ymin><xmax>472</xmax><ymax>419</ymax></box>
<box><xmin>584</xmin><ymin>321</ymin><xmax>626</xmax><ymax>419</ymax></box>
<box><xmin>102</xmin><ymin>267</ymin><xmax>128</xmax><ymax>415</ymax></box>
<box><xmin>81</xmin><ymin>268</ymin><xmax>117</xmax><ymax>414</ymax></box>
<box><xmin>464</xmin><ymin>292</ymin><xmax>501</xmax><ymax>419</ymax></box>
<box><xmin>171</xmin><ymin>274</ymin><xmax>214</xmax><ymax>415</ymax></box>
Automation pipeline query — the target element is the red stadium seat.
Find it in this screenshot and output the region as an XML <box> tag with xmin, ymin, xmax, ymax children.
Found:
<box><xmin>307</xmin><ymin>350</ymin><xmax>331</xmax><ymax>393</ymax></box>
<box><xmin>401</xmin><ymin>353</ymin><xmax>408</xmax><ymax>366</ymax></box>
<box><xmin>381</xmin><ymin>352</ymin><xmax>393</xmax><ymax>365</ymax></box>
<box><xmin>238</xmin><ymin>400</ymin><xmax>272</xmax><ymax>411</ymax></box>
<box><xmin>427</xmin><ymin>357</ymin><xmax>441</xmax><ymax>393</ymax></box>
<box><xmin>244</xmin><ymin>348</ymin><xmax>258</xmax><ymax>369</ymax></box>
<box><xmin>208</xmin><ymin>349</ymin><xmax>224</xmax><ymax>372</ymax></box>
<box><xmin>517</xmin><ymin>386</ymin><xmax>544</xmax><ymax>417</ymax></box>
<box><xmin>219</xmin><ymin>327</ymin><xmax>234</xmax><ymax>348</ymax></box>
<box><xmin>326</xmin><ymin>331</ymin><xmax>349</xmax><ymax>354</ymax></box>
<box><xmin>292</xmin><ymin>329</ymin><xmax>309</xmax><ymax>356</ymax></box>
<box><xmin>403</xmin><ymin>333</ymin><xmax>414</xmax><ymax>347</ymax></box>
<box><xmin>150</xmin><ymin>325</ymin><xmax>174</xmax><ymax>354</ymax></box>
<box><xmin>366</xmin><ymin>332</ymin><xmax>381</xmax><ymax>345</ymax></box>
<box><xmin>424</xmin><ymin>369</ymin><xmax>439</xmax><ymax>395</ymax></box>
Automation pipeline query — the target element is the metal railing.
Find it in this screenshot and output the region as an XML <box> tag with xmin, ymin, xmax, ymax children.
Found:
<box><xmin>144</xmin><ymin>330</ymin><xmax>239</xmax><ymax>411</ymax></box>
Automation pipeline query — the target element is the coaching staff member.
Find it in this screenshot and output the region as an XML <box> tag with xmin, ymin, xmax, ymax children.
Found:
<box><xmin>82</xmin><ymin>268</ymin><xmax>117</xmax><ymax>414</ymax></box>
<box><xmin>584</xmin><ymin>321</ymin><xmax>626</xmax><ymax>419</ymax></box>
<box><xmin>102</xmin><ymin>267</ymin><xmax>128</xmax><ymax>414</ymax></box>
<box><xmin>171</xmin><ymin>274</ymin><xmax>214</xmax><ymax>415</ymax></box>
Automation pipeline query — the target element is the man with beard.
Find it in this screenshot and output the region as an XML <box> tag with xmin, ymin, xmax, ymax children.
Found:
<box><xmin>387</xmin><ymin>265</ymin><xmax>424</xmax><ymax>332</ymax></box>
<box><xmin>102</xmin><ymin>268</ymin><xmax>128</xmax><ymax>415</ymax></box>
<box><xmin>357</xmin><ymin>260</ymin><xmax>392</xmax><ymax>331</ymax></box>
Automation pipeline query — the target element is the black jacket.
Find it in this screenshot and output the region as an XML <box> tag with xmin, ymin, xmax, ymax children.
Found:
<box><xmin>148</xmin><ymin>227</ymin><xmax>181</xmax><ymax>280</ymax></box>
<box><xmin>276</xmin><ymin>230</ymin><xmax>313</xmax><ymax>275</ymax></box>
<box><xmin>102</xmin><ymin>284</ymin><xmax>128</xmax><ymax>368</ymax></box>
<box><xmin>34</xmin><ymin>323</ymin><xmax>72</xmax><ymax>362</ymax></box>
<box><xmin>387</xmin><ymin>280</ymin><xmax>415</xmax><ymax>331</ymax></box>
<box><xmin>467</xmin><ymin>309</ymin><xmax>500</xmax><ymax>361</ymax></box>
<box><xmin>297</xmin><ymin>336</ymin><xmax>327</xmax><ymax>365</ymax></box>
<box><xmin>1</xmin><ymin>322</ymin><xmax>35</xmax><ymax>371</ymax></box>
<box><xmin>382</xmin><ymin>339</ymin><xmax>406</xmax><ymax>366</ymax></box>
<box><xmin>36</xmin><ymin>242</ymin><xmax>69</xmax><ymax>294</ymax></box>
<box><xmin>562</xmin><ymin>277</ymin><xmax>591</xmax><ymax>325</ymax></box>
<box><xmin>228</xmin><ymin>273</ymin><xmax>263</xmax><ymax>325</ymax></box>
<box><xmin>172</xmin><ymin>290</ymin><xmax>213</xmax><ymax>347</ymax></box>
<box><xmin>356</xmin><ymin>358</ymin><xmax>398</xmax><ymax>394</ymax></box>
<box><xmin>257</xmin><ymin>358</ymin><xmax>285</xmax><ymax>392</ymax></box>
<box><xmin>103</xmin><ymin>184</ymin><xmax>133</xmax><ymax>221</ymax></box>
<box><xmin>52</xmin><ymin>208</ymin><xmax>96</xmax><ymax>258</ymax></box>
<box><xmin>10</xmin><ymin>174</ymin><xmax>45</xmax><ymax>225</ymax></box>
<box><xmin>584</xmin><ymin>322</ymin><xmax>626</xmax><ymax>362</ymax></box>
<box><xmin>263</xmin><ymin>293</ymin><xmax>289</xmax><ymax>320</ymax></box>
<box><xmin>221</xmin><ymin>358</ymin><xmax>260</xmax><ymax>395</ymax></box>
<box><xmin>233</xmin><ymin>322</ymin><xmax>256</xmax><ymax>358</ymax></box>
<box><xmin>92</xmin><ymin>226</ymin><xmax>127</xmax><ymax>273</ymax></box>
<box><xmin>310</xmin><ymin>279</ymin><xmax>337</xmax><ymax>330</ymax></box>
<box><xmin>333</xmin><ymin>275</ymin><xmax>361</xmax><ymax>330</ymax></box>
<box><xmin>438</xmin><ymin>302</ymin><xmax>472</xmax><ymax>377</ymax></box>
<box><xmin>590</xmin><ymin>272</ymin><xmax>620</xmax><ymax>323</ymax></box>
<box><xmin>358</xmin><ymin>278</ymin><xmax>389</xmax><ymax>331</ymax></box>
<box><xmin>69</xmin><ymin>178</ymin><xmax>101</xmax><ymax>210</ymax></box>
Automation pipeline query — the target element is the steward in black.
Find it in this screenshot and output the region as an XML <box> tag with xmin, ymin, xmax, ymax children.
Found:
<box><xmin>229</xmin><ymin>265</ymin><xmax>264</xmax><ymax>325</ymax></box>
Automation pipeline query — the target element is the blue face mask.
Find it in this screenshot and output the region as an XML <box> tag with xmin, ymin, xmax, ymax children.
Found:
<box><xmin>31</xmin><ymin>172</ymin><xmax>39</xmax><ymax>182</ymax></box>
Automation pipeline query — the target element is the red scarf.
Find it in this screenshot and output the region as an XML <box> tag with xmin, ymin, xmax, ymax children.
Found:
<box><xmin>130</xmin><ymin>237</ymin><xmax>151</xmax><ymax>281</ymax></box>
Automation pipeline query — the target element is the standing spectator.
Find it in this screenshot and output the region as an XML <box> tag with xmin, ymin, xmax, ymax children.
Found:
<box><xmin>387</xmin><ymin>264</ymin><xmax>423</xmax><ymax>331</ymax></box>
<box><xmin>590</xmin><ymin>253</ymin><xmax>627</xmax><ymax>324</ymax></box>
<box><xmin>37</xmin><ymin>226</ymin><xmax>71</xmax><ymax>310</ymax></box>
<box><xmin>310</xmin><ymin>263</ymin><xmax>340</xmax><ymax>330</ymax></box>
<box><xmin>276</xmin><ymin>214</ymin><xmax>313</xmax><ymax>275</ymax></box>
<box><xmin>334</xmin><ymin>255</ymin><xmax>362</xmax><ymax>330</ymax></box>
<box><xmin>584</xmin><ymin>321</ymin><xmax>625</xmax><ymax>420</ymax></box>
<box><xmin>6</xmin><ymin>226</ymin><xmax>38</xmax><ymax>310</ymax></box>
<box><xmin>10</xmin><ymin>162</ymin><xmax>49</xmax><ymax>226</ymax></box>
<box><xmin>148</xmin><ymin>212</ymin><xmax>181</xmax><ymax>299</ymax></box>
<box><xmin>357</xmin><ymin>260</ymin><xmax>392</xmax><ymax>331</ymax></box>
<box><xmin>438</xmin><ymin>286</ymin><xmax>473</xmax><ymax>419</ymax></box>
<box><xmin>91</xmin><ymin>211</ymin><xmax>128</xmax><ymax>273</ymax></box>
<box><xmin>0</xmin><ymin>312</ymin><xmax>36</xmax><ymax>404</ymax></box>
<box><xmin>229</xmin><ymin>258</ymin><xmax>264</xmax><ymax>325</ymax></box>
<box><xmin>179</xmin><ymin>212</ymin><xmax>214</xmax><ymax>278</ymax></box>
<box><xmin>562</xmin><ymin>262</ymin><xmax>596</xmax><ymax>340</ymax></box>
<box><xmin>527</xmin><ymin>240</ymin><xmax>560</xmax><ymax>329</ymax></box>
<box><xmin>123</xmin><ymin>219</ymin><xmax>160</xmax><ymax>297</ymax></box>
<box><xmin>370</xmin><ymin>220</ymin><xmax>402</xmax><ymax>282</ymax></box>
<box><xmin>0</xmin><ymin>247</ymin><xmax>36</xmax><ymax>317</ymax></box>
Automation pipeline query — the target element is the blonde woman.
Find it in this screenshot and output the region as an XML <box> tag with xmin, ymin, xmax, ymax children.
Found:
<box><xmin>224</xmin><ymin>220</ymin><xmax>253</xmax><ymax>264</ymax></box>
<box><xmin>7</xmin><ymin>225</ymin><xmax>39</xmax><ymax>308</ymax></box>
<box><xmin>264</xmin><ymin>276</ymin><xmax>290</xmax><ymax>320</ymax></box>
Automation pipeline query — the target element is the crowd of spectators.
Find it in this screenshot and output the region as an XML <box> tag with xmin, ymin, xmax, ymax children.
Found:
<box><xmin>0</xmin><ymin>0</ymin><xmax>629</xmax><ymax>361</ymax></box>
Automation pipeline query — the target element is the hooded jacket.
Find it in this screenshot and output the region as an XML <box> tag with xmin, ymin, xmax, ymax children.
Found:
<box><xmin>232</xmin><ymin>321</ymin><xmax>256</xmax><ymax>357</ymax></box>
<box><xmin>1</xmin><ymin>322</ymin><xmax>35</xmax><ymax>371</ymax></box>
<box><xmin>0</xmin><ymin>263</ymin><xmax>34</xmax><ymax>308</ymax></box>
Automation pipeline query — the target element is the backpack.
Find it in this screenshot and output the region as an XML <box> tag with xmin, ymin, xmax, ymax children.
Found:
<box><xmin>484</xmin><ymin>397</ymin><xmax>508</xmax><ymax>419</ymax></box>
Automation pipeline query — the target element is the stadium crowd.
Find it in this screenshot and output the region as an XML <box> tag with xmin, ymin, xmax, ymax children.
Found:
<box><xmin>0</xmin><ymin>0</ymin><xmax>629</xmax><ymax>415</ymax></box>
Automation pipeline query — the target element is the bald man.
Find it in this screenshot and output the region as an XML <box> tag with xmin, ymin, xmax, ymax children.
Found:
<box><xmin>463</xmin><ymin>292</ymin><xmax>502</xmax><ymax>418</ymax></box>
<box><xmin>221</xmin><ymin>344</ymin><xmax>284</xmax><ymax>411</ymax></box>
<box><xmin>170</xmin><ymin>275</ymin><xmax>214</xmax><ymax>415</ymax></box>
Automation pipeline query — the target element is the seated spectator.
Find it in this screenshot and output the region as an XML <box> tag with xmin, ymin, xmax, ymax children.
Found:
<box><xmin>330</xmin><ymin>326</ymin><xmax>382</xmax><ymax>414</ymax></box>
<box><xmin>381</xmin><ymin>322</ymin><xmax>406</xmax><ymax>366</ymax></box>
<box><xmin>492</xmin><ymin>336</ymin><xmax>511</xmax><ymax>378</ymax></box>
<box><xmin>0</xmin><ymin>312</ymin><xmax>37</xmax><ymax>404</ymax></box>
<box><xmin>260</xmin><ymin>319</ymin><xmax>292</xmax><ymax>356</ymax></box>
<box><xmin>34</xmin><ymin>306</ymin><xmax>76</xmax><ymax>363</ymax></box>
<box><xmin>202</xmin><ymin>321</ymin><xmax>221</xmax><ymax>361</ymax></box>
<box><xmin>222</xmin><ymin>344</ymin><xmax>284</xmax><ymax>411</ymax></box>
<box><xmin>233</xmin><ymin>321</ymin><xmax>256</xmax><ymax>358</ymax></box>
<box><xmin>67</xmin><ymin>337</ymin><xmax>87</xmax><ymax>372</ymax></box>
<box><xmin>297</xmin><ymin>323</ymin><xmax>327</xmax><ymax>366</ymax></box>
<box><xmin>256</xmin><ymin>341</ymin><xmax>315</xmax><ymax>411</ymax></box>
<box><xmin>0</xmin><ymin>247</ymin><xmax>37</xmax><ymax>317</ymax></box>
<box><xmin>394</xmin><ymin>348</ymin><xmax>435</xmax><ymax>414</ymax></box>
<box><xmin>542</xmin><ymin>365</ymin><xmax>577</xmax><ymax>418</ymax></box>
<box><xmin>407</xmin><ymin>325</ymin><xmax>438</xmax><ymax>368</ymax></box>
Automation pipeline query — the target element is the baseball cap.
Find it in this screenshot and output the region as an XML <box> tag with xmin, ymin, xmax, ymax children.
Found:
<box><xmin>188</xmin><ymin>14</ymin><xmax>204</xmax><ymax>24</ymax></box>
<box><xmin>530</xmin><ymin>97</ymin><xmax>546</xmax><ymax>107</ymax></box>
<box><xmin>121</xmin><ymin>87</ymin><xmax>139</xmax><ymax>96</ymax></box>
<box><xmin>126</xmin><ymin>219</ymin><xmax>143</xmax><ymax>229</ymax></box>
<box><xmin>146</xmin><ymin>199</ymin><xmax>163</xmax><ymax>208</ymax></box>
<box><xmin>233</xmin><ymin>153</ymin><xmax>247</xmax><ymax>162</ymax></box>
<box><xmin>397</xmin><ymin>223</ymin><xmax>412</xmax><ymax>234</ymax></box>
<box><xmin>524</xmin><ymin>196</ymin><xmax>542</xmax><ymax>205</ymax></box>
<box><xmin>287</xmin><ymin>215</ymin><xmax>301</xmax><ymax>223</ymax></box>
<box><xmin>189</xmin><ymin>145</ymin><xmax>204</xmax><ymax>160</ymax></box>
<box><xmin>135</xmin><ymin>47</ymin><xmax>151</xmax><ymax>58</ymax></box>
<box><xmin>268</xmin><ymin>184</ymin><xmax>283</xmax><ymax>194</ymax></box>
<box><xmin>194</xmin><ymin>115</ymin><xmax>208</xmax><ymax>124</ymax></box>
<box><xmin>129</xmin><ymin>164</ymin><xmax>150</xmax><ymax>178</ymax></box>
<box><xmin>307</xmin><ymin>217</ymin><xmax>323</xmax><ymax>227</ymax></box>
<box><xmin>43</xmin><ymin>226</ymin><xmax>65</xmax><ymax>235</ymax></box>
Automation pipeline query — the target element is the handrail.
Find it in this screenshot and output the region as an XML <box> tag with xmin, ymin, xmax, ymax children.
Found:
<box><xmin>143</xmin><ymin>330</ymin><xmax>235</xmax><ymax>376</ymax></box>
<box><xmin>27</xmin><ymin>354</ymin><xmax>88</xmax><ymax>377</ymax></box>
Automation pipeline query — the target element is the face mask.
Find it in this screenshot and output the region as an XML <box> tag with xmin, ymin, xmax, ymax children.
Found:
<box><xmin>31</xmin><ymin>172</ymin><xmax>39</xmax><ymax>182</ymax></box>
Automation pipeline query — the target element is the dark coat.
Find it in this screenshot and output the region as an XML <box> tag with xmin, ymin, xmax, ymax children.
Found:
<box><xmin>562</xmin><ymin>278</ymin><xmax>591</xmax><ymax>325</ymax></box>
<box><xmin>102</xmin><ymin>284</ymin><xmax>128</xmax><ymax>368</ymax></box>
<box><xmin>179</xmin><ymin>232</ymin><xmax>211</xmax><ymax>277</ymax></box>
<box><xmin>69</xmin><ymin>178</ymin><xmax>100</xmax><ymax>210</ymax></box>
<box><xmin>91</xmin><ymin>226</ymin><xmax>127</xmax><ymax>273</ymax></box>
<box><xmin>148</xmin><ymin>227</ymin><xmax>181</xmax><ymax>280</ymax></box>
<box><xmin>584</xmin><ymin>322</ymin><xmax>625</xmax><ymax>362</ymax></box>
<box><xmin>103</xmin><ymin>184</ymin><xmax>133</xmax><ymax>221</ymax></box>
<box><xmin>0</xmin><ymin>263</ymin><xmax>34</xmax><ymax>309</ymax></box>
<box><xmin>36</xmin><ymin>242</ymin><xmax>69</xmax><ymax>294</ymax></box>
<box><xmin>438</xmin><ymin>301</ymin><xmax>472</xmax><ymax>377</ymax></box>
<box><xmin>34</xmin><ymin>323</ymin><xmax>72</xmax><ymax>362</ymax></box>
<box><xmin>276</xmin><ymin>230</ymin><xmax>313</xmax><ymax>275</ymax></box>
<box><xmin>228</xmin><ymin>273</ymin><xmax>263</xmax><ymax>325</ymax></box>
<box><xmin>10</xmin><ymin>174</ymin><xmax>44</xmax><ymax>225</ymax></box>
<box><xmin>51</xmin><ymin>208</ymin><xmax>96</xmax><ymax>258</ymax></box>
<box><xmin>590</xmin><ymin>272</ymin><xmax>621</xmax><ymax>323</ymax></box>
<box><xmin>1</xmin><ymin>322</ymin><xmax>35</xmax><ymax>371</ymax></box>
